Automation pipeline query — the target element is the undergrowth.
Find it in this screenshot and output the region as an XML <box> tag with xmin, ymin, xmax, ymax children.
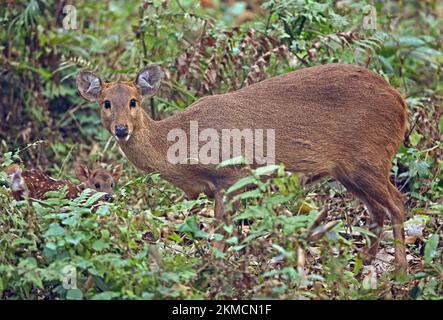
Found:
<box><xmin>0</xmin><ymin>0</ymin><xmax>442</xmax><ymax>299</ymax></box>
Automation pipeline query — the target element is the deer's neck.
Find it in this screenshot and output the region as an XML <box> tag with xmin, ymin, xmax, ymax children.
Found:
<box><xmin>118</xmin><ymin>112</ymin><xmax>170</xmax><ymax>173</ymax></box>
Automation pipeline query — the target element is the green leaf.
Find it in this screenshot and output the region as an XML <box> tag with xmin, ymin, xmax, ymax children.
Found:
<box><xmin>91</xmin><ymin>291</ymin><xmax>120</xmax><ymax>300</ymax></box>
<box><xmin>223</xmin><ymin>224</ymin><xmax>233</xmax><ymax>234</ymax></box>
<box><xmin>234</xmin><ymin>207</ymin><xmax>263</xmax><ymax>221</ymax></box>
<box><xmin>237</xmin><ymin>189</ymin><xmax>261</xmax><ymax>200</ymax></box>
<box><xmin>45</xmin><ymin>242</ymin><xmax>57</xmax><ymax>251</ymax></box>
<box><xmin>231</xmin><ymin>244</ymin><xmax>246</xmax><ymax>251</ymax></box>
<box><xmin>11</xmin><ymin>238</ymin><xmax>34</xmax><ymax>246</ymax></box>
<box><xmin>226</xmin><ymin>175</ymin><xmax>256</xmax><ymax>194</ymax></box>
<box><xmin>176</xmin><ymin>216</ymin><xmax>209</xmax><ymax>239</ymax></box>
<box><xmin>62</xmin><ymin>215</ymin><xmax>80</xmax><ymax>227</ymax></box>
<box><xmin>44</xmin><ymin>223</ymin><xmax>65</xmax><ymax>237</ymax></box>
<box><xmin>92</xmin><ymin>240</ymin><xmax>109</xmax><ymax>252</ymax></box>
<box><xmin>424</xmin><ymin>234</ymin><xmax>439</xmax><ymax>264</ymax></box>
<box><xmin>213</xmin><ymin>247</ymin><xmax>226</xmax><ymax>259</ymax></box>
<box><xmin>217</xmin><ymin>155</ymin><xmax>246</xmax><ymax>168</ymax></box>
<box><xmin>398</xmin><ymin>35</ymin><xmax>425</xmax><ymax>47</ymax></box>
<box><xmin>66</xmin><ymin>288</ymin><xmax>83</xmax><ymax>300</ymax></box>
<box><xmin>85</xmin><ymin>191</ymin><xmax>108</xmax><ymax>206</ymax></box>
<box><xmin>26</xmin><ymin>273</ymin><xmax>43</xmax><ymax>289</ymax></box>
<box><xmin>254</xmin><ymin>164</ymin><xmax>280</xmax><ymax>176</ymax></box>
<box><xmin>167</xmin><ymin>233</ymin><xmax>183</xmax><ymax>243</ymax></box>
<box><xmin>410</xmin><ymin>285</ymin><xmax>421</xmax><ymax>300</ymax></box>
<box><xmin>409</xmin><ymin>131</ymin><xmax>422</xmax><ymax>147</ymax></box>
<box><xmin>225</xmin><ymin>236</ymin><xmax>238</xmax><ymax>244</ymax></box>
<box><xmin>1</xmin><ymin>151</ymin><xmax>16</xmax><ymax>167</ymax></box>
<box><xmin>353</xmin><ymin>255</ymin><xmax>363</xmax><ymax>275</ymax></box>
<box><xmin>96</xmin><ymin>204</ymin><xmax>111</xmax><ymax>216</ymax></box>
<box><xmin>213</xmin><ymin>233</ymin><xmax>224</xmax><ymax>242</ymax></box>
<box><xmin>101</xmin><ymin>230</ymin><xmax>110</xmax><ymax>240</ymax></box>
<box><xmin>65</xmin><ymin>233</ymin><xmax>84</xmax><ymax>245</ymax></box>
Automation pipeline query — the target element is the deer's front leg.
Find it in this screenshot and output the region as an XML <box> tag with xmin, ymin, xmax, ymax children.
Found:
<box><xmin>213</xmin><ymin>190</ymin><xmax>228</xmax><ymax>251</ymax></box>
<box><xmin>214</xmin><ymin>190</ymin><xmax>227</xmax><ymax>222</ymax></box>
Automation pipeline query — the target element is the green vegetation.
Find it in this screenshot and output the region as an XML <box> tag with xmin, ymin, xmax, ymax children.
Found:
<box><xmin>0</xmin><ymin>0</ymin><xmax>441</xmax><ymax>299</ymax></box>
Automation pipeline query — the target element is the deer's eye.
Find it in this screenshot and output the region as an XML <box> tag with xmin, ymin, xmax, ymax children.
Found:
<box><xmin>103</xmin><ymin>100</ymin><xmax>111</xmax><ymax>109</ymax></box>
<box><xmin>130</xmin><ymin>99</ymin><xmax>137</xmax><ymax>108</ymax></box>
<box><xmin>95</xmin><ymin>183</ymin><xmax>101</xmax><ymax>189</ymax></box>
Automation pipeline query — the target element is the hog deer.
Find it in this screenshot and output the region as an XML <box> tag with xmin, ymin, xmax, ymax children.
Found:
<box><xmin>5</xmin><ymin>163</ymin><xmax>122</xmax><ymax>202</ymax></box>
<box><xmin>77</xmin><ymin>63</ymin><xmax>408</xmax><ymax>273</ymax></box>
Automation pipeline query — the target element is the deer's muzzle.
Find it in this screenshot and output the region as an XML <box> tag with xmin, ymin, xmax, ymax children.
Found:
<box><xmin>115</xmin><ymin>124</ymin><xmax>129</xmax><ymax>139</ymax></box>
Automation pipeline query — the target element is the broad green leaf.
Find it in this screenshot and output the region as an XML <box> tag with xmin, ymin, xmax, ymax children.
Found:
<box><xmin>101</xmin><ymin>230</ymin><xmax>110</xmax><ymax>240</ymax></box>
<box><xmin>65</xmin><ymin>233</ymin><xmax>84</xmax><ymax>245</ymax></box>
<box><xmin>213</xmin><ymin>233</ymin><xmax>224</xmax><ymax>241</ymax></box>
<box><xmin>92</xmin><ymin>291</ymin><xmax>120</xmax><ymax>300</ymax></box>
<box><xmin>424</xmin><ymin>234</ymin><xmax>439</xmax><ymax>263</ymax></box>
<box><xmin>44</xmin><ymin>223</ymin><xmax>65</xmax><ymax>237</ymax></box>
<box><xmin>254</xmin><ymin>164</ymin><xmax>280</xmax><ymax>176</ymax></box>
<box><xmin>45</xmin><ymin>242</ymin><xmax>57</xmax><ymax>251</ymax></box>
<box><xmin>409</xmin><ymin>131</ymin><xmax>422</xmax><ymax>147</ymax></box>
<box><xmin>225</xmin><ymin>236</ymin><xmax>238</xmax><ymax>244</ymax></box>
<box><xmin>66</xmin><ymin>288</ymin><xmax>83</xmax><ymax>300</ymax></box>
<box><xmin>62</xmin><ymin>215</ymin><xmax>80</xmax><ymax>227</ymax></box>
<box><xmin>167</xmin><ymin>233</ymin><xmax>183</xmax><ymax>243</ymax></box>
<box><xmin>353</xmin><ymin>255</ymin><xmax>363</xmax><ymax>275</ymax></box>
<box><xmin>85</xmin><ymin>191</ymin><xmax>108</xmax><ymax>206</ymax></box>
<box><xmin>26</xmin><ymin>273</ymin><xmax>43</xmax><ymax>289</ymax></box>
<box><xmin>176</xmin><ymin>216</ymin><xmax>209</xmax><ymax>239</ymax></box>
<box><xmin>96</xmin><ymin>204</ymin><xmax>111</xmax><ymax>216</ymax></box>
<box><xmin>398</xmin><ymin>35</ymin><xmax>425</xmax><ymax>47</ymax></box>
<box><xmin>223</xmin><ymin>224</ymin><xmax>233</xmax><ymax>234</ymax></box>
<box><xmin>92</xmin><ymin>240</ymin><xmax>109</xmax><ymax>252</ymax></box>
<box><xmin>234</xmin><ymin>207</ymin><xmax>263</xmax><ymax>221</ymax></box>
<box><xmin>217</xmin><ymin>156</ymin><xmax>246</xmax><ymax>168</ymax></box>
<box><xmin>231</xmin><ymin>244</ymin><xmax>246</xmax><ymax>251</ymax></box>
<box><xmin>237</xmin><ymin>188</ymin><xmax>261</xmax><ymax>200</ymax></box>
<box><xmin>226</xmin><ymin>175</ymin><xmax>256</xmax><ymax>194</ymax></box>
<box><xmin>11</xmin><ymin>238</ymin><xmax>34</xmax><ymax>246</ymax></box>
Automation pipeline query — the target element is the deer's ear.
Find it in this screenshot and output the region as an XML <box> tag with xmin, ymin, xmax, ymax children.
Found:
<box><xmin>135</xmin><ymin>65</ymin><xmax>163</xmax><ymax>97</ymax></box>
<box><xmin>75</xmin><ymin>165</ymin><xmax>91</xmax><ymax>182</ymax></box>
<box><xmin>76</xmin><ymin>70</ymin><xmax>102</xmax><ymax>102</ymax></box>
<box><xmin>110</xmin><ymin>164</ymin><xmax>123</xmax><ymax>181</ymax></box>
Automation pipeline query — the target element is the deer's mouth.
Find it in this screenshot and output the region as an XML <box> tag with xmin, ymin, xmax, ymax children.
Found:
<box><xmin>115</xmin><ymin>134</ymin><xmax>132</xmax><ymax>142</ymax></box>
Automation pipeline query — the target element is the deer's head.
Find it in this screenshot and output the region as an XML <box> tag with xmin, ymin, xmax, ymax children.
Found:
<box><xmin>75</xmin><ymin>164</ymin><xmax>123</xmax><ymax>199</ymax></box>
<box><xmin>76</xmin><ymin>65</ymin><xmax>163</xmax><ymax>142</ymax></box>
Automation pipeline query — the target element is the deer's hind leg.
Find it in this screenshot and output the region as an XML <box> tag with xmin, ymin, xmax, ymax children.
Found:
<box><xmin>360</xmin><ymin>199</ymin><xmax>387</xmax><ymax>264</ymax></box>
<box><xmin>331</xmin><ymin>163</ymin><xmax>407</xmax><ymax>273</ymax></box>
<box><xmin>331</xmin><ymin>167</ymin><xmax>386</xmax><ymax>264</ymax></box>
<box><xmin>387</xmin><ymin>181</ymin><xmax>407</xmax><ymax>273</ymax></box>
<box><xmin>360</xmin><ymin>179</ymin><xmax>407</xmax><ymax>273</ymax></box>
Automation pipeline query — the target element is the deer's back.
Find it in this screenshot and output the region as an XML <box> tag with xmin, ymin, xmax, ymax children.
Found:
<box><xmin>172</xmin><ymin>64</ymin><xmax>406</xmax><ymax>157</ymax></box>
<box><xmin>158</xmin><ymin>64</ymin><xmax>407</xmax><ymax>196</ymax></box>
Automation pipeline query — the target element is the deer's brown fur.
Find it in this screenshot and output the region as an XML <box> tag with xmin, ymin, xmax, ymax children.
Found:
<box><xmin>77</xmin><ymin>63</ymin><xmax>408</xmax><ymax>273</ymax></box>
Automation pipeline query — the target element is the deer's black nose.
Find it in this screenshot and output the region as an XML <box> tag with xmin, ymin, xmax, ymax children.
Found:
<box><xmin>103</xmin><ymin>194</ymin><xmax>112</xmax><ymax>202</ymax></box>
<box><xmin>115</xmin><ymin>124</ymin><xmax>128</xmax><ymax>138</ymax></box>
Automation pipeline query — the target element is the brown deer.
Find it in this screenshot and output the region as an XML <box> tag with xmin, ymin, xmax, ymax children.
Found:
<box><xmin>5</xmin><ymin>163</ymin><xmax>123</xmax><ymax>202</ymax></box>
<box><xmin>77</xmin><ymin>63</ymin><xmax>408</xmax><ymax>273</ymax></box>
